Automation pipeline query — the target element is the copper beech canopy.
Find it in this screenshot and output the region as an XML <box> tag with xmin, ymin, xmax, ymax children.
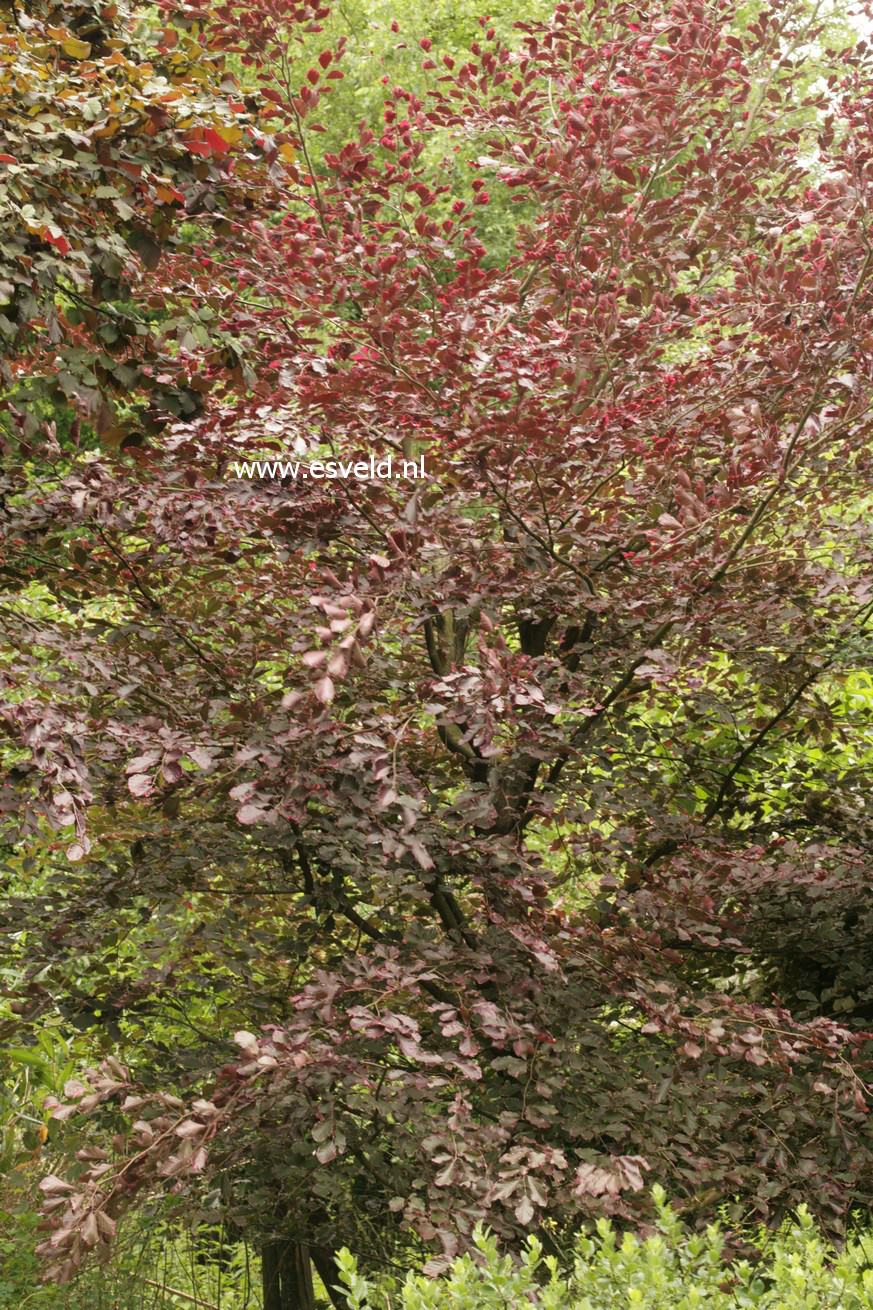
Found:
<box><xmin>1</xmin><ymin>0</ymin><xmax>872</xmax><ymax>1288</ymax></box>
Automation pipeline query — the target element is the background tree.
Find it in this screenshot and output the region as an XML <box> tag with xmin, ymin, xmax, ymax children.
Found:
<box><xmin>0</xmin><ymin>0</ymin><xmax>267</xmax><ymax>453</ymax></box>
<box><xmin>2</xmin><ymin>0</ymin><xmax>873</xmax><ymax>1305</ymax></box>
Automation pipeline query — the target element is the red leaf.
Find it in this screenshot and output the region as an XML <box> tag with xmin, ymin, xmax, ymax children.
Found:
<box><xmin>408</xmin><ymin>839</ymin><xmax>434</xmax><ymax>870</ymax></box>
<box><xmin>203</xmin><ymin>128</ymin><xmax>230</xmax><ymax>153</ymax></box>
<box><xmin>43</xmin><ymin>228</ymin><xmax>70</xmax><ymax>256</ymax></box>
<box><xmin>237</xmin><ymin>804</ymin><xmax>267</xmax><ymax>825</ymax></box>
<box><xmin>314</xmin><ymin>674</ymin><xmax>335</xmax><ymax>705</ymax></box>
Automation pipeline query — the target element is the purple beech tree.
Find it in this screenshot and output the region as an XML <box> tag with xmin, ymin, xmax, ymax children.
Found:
<box><xmin>2</xmin><ymin>0</ymin><xmax>873</xmax><ymax>1304</ymax></box>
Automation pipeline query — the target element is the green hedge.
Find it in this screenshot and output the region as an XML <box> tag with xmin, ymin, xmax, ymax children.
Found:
<box><xmin>336</xmin><ymin>1189</ymin><xmax>873</xmax><ymax>1309</ymax></box>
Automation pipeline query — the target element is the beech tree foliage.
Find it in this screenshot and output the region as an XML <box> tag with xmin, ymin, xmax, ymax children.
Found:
<box><xmin>0</xmin><ymin>0</ymin><xmax>263</xmax><ymax>449</ymax></box>
<box><xmin>2</xmin><ymin>0</ymin><xmax>873</xmax><ymax>1299</ymax></box>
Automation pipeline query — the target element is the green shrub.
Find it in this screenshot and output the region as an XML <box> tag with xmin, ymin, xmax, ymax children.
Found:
<box><xmin>0</xmin><ymin>1185</ymin><xmax>259</xmax><ymax>1310</ymax></box>
<box><xmin>335</xmin><ymin>1188</ymin><xmax>873</xmax><ymax>1309</ymax></box>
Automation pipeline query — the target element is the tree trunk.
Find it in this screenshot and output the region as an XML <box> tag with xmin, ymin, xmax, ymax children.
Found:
<box><xmin>312</xmin><ymin>1246</ymin><xmax>345</xmax><ymax>1310</ymax></box>
<box><xmin>261</xmin><ymin>1239</ymin><xmax>317</xmax><ymax>1310</ymax></box>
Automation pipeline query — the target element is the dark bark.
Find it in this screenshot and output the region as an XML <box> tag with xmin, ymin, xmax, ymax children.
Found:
<box><xmin>261</xmin><ymin>1240</ymin><xmax>317</xmax><ymax>1310</ymax></box>
<box><xmin>312</xmin><ymin>1246</ymin><xmax>345</xmax><ymax>1310</ymax></box>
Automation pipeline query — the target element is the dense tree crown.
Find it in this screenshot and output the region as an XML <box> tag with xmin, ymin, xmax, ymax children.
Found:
<box><xmin>1</xmin><ymin>0</ymin><xmax>872</xmax><ymax>1295</ymax></box>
